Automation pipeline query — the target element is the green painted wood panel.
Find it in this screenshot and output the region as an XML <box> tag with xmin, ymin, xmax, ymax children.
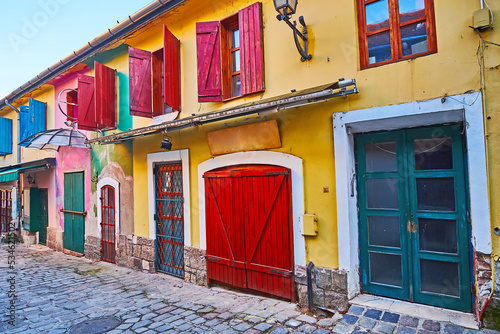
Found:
<box><xmin>63</xmin><ymin>172</ymin><xmax>85</xmax><ymax>254</ymax></box>
<box><xmin>356</xmin><ymin>125</ymin><xmax>472</xmax><ymax>312</ymax></box>
<box><xmin>38</xmin><ymin>189</ymin><xmax>48</xmax><ymax>245</ymax></box>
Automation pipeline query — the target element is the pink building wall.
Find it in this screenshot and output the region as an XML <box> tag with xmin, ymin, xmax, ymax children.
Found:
<box><xmin>50</xmin><ymin>68</ymin><xmax>92</xmax><ymax>245</ymax></box>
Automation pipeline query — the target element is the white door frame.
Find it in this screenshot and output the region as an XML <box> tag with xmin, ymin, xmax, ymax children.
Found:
<box><xmin>333</xmin><ymin>92</ymin><xmax>491</xmax><ymax>298</ymax></box>
<box><xmin>97</xmin><ymin>177</ymin><xmax>120</xmax><ymax>252</ymax></box>
<box><xmin>147</xmin><ymin>149</ymin><xmax>191</xmax><ymax>245</ymax></box>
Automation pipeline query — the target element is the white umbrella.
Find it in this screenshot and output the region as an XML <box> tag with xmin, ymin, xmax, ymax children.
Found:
<box><xmin>19</xmin><ymin>128</ymin><xmax>90</xmax><ymax>150</ymax></box>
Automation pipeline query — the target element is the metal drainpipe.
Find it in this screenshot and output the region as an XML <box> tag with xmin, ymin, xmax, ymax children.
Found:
<box><xmin>307</xmin><ymin>262</ymin><xmax>315</xmax><ymax>313</ymax></box>
<box><xmin>5</xmin><ymin>99</ymin><xmax>22</xmax><ymax>235</ymax></box>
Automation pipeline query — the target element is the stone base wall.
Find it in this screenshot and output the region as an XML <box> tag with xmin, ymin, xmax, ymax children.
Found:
<box><xmin>295</xmin><ymin>265</ymin><xmax>349</xmax><ymax>312</ymax></box>
<box><xmin>116</xmin><ymin>234</ymin><xmax>155</xmax><ymax>272</ymax></box>
<box><xmin>46</xmin><ymin>227</ymin><xmax>63</xmax><ymax>252</ymax></box>
<box><xmin>84</xmin><ymin>234</ymin><xmax>155</xmax><ymax>273</ymax></box>
<box><xmin>476</xmin><ymin>252</ymin><xmax>493</xmax><ymax>300</ymax></box>
<box><xmin>482</xmin><ymin>259</ymin><xmax>500</xmax><ymax>330</ymax></box>
<box><xmin>184</xmin><ymin>246</ymin><xmax>207</xmax><ymax>286</ymax></box>
<box><xmin>84</xmin><ymin>236</ymin><xmax>101</xmax><ymax>261</ymax></box>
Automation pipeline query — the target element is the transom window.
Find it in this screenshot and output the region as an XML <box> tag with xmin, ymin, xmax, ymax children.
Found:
<box><xmin>357</xmin><ymin>0</ymin><xmax>437</xmax><ymax>69</ymax></box>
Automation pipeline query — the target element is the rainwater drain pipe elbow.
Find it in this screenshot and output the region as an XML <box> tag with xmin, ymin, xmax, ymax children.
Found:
<box><xmin>307</xmin><ymin>261</ymin><xmax>315</xmax><ymax>313</ymax></box>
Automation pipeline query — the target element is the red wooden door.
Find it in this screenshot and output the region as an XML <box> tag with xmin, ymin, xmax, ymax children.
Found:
<box><xmin>204</xmin><ymin>165</ymin><xmax>294</xmax><ymax>300</ymax></box>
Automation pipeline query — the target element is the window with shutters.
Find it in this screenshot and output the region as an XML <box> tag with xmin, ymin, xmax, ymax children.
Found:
<box><xmin>77</xmin><ymin>61</ymin><xmax>116</xmax><ymax>131</ymax></box>
<box><xmin>196</xmin><ymin>2</ymin><xmax>264</xmax><ymax>102</ymax></box>
<box><xmin>129</xmin><ymin>25</ymin><xmax>180</xmax><ymax>118</ymax></box>
<box><xmin>20</xmin><ymin>98</ymin><xmax>46</xmax><ymax>142</ymax></box>
<box><xmin>357</xmin><ymin>0</ymin><xmax>437</xmax><ymax>69</ymax></box>
<box><xmin>0</xmin><ymin>117</ymin><xmax>12</xmax><ymax>156</ymax></box>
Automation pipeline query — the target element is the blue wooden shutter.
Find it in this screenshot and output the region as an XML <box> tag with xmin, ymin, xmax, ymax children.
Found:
<box><xmin>0</xmin><ymin>117</ymin><xmax>13</xmax><ymax>155</ymax></box>
<box><xmin>20</xmin><ymin>98</ymin><xmax>46</xmax><ymax>141</ymax></box>
<box><xmin>29</xmin><ymin>98</ymin><xmax>46</xmax><ymax>135</ymax></box>
<box><xmin>20</xmin><ymin>105</ymin><xmax>31</xmax><ymax>142</ymax></box>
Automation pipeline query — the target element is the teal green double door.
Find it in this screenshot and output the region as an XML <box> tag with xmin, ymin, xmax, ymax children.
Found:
<box><xmin>356</xmin><ymin>125</ymin><xmax>472</xmax><ymax>312</ymax></box>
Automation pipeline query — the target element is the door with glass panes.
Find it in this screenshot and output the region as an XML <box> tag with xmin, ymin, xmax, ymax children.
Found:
<box><xmin>356</xmin><ymin>125</ymin><xmax>471</xmax><ymax>312</ymax></box>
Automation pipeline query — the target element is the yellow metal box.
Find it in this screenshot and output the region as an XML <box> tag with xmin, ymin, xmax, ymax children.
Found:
<box><xmin>473</xmin><ymin>8</ymin><xmax>491</xmax><ymax>29</ymax></box>
<box><xmin>301</xmin><ymin>214</ymin><xmax>318</xmax><ymax>236</ymax></box>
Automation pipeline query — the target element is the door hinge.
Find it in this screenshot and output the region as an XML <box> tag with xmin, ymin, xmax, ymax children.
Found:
<box><xmin>467</xmin><ymin>211</ymin><xmax>471</xmax><ymax>224</ymax></box>
<box><xmin>154</xmin><ymin>214</ymin><xmax>157</xmax><ymax>221</ymax></box>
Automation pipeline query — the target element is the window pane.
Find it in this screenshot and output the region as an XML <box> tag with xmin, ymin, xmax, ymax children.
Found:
<box><xmin>399</xmin><ymin>0</ymin><xmax>426</xmax><ymax>23</ymax></box>
<box><xmin>367</xmin><ymin>178</ymin><xmax>399</xmax><ymax>209</ymax></box>
<box><xmin>232</xmin><ymin>74</ymin><xmax>241</xmax><ymax>97</ymax></box>
<box><xmin>368</xmin><ymin>216</ymin><xmax>401</xmax><ymax>248</ymax></box>
<box><xmin>414</xmin><ymin>137</ymin><xmax>453</xmax><ymax>170</ymax></box>
<box><xmin>419</xmin><ymin>218</ymin><xmax>457</xmax><ymax>253</ymax></box>
<box><xmin>365</xmin><ymin>141</ymin><xmax>397</xmax><ymax>172</ymax></box>
<box><xmin>370</xmin><ymin>252</ymin><xmax>403</xmax><ymax>287</ymax></box>
<box><xmin>232</xmin><ymin>50</ymin><xmax>240</xmax><ymax>73</ymax></box>
<box><xmin>366</xmin><ymin>0</ymin><xmax>389</xmax><ymax>33</ymax></box>
<box><xmin>420</xmin><ymin>259</ymin><xmax>459</xmax><ymax>297</ymax></box>
<box><xmin>401</xmin><ymin>21</ymin><xmax>428</xmax><ymax>57</ymax></box>
<box><xmin>231</xmin><ymin>28</ymin><xmax>240</xmax><ymax>49</ymax></box>
<box><xmin>368</xmin><ymin>31</ymin><xmax>392</xmax><ymax>64</ymax></box>
<box><xmin>416</xmin><ymin>178</ymin><xmax>455</xmax><ymax>211</ymax></box>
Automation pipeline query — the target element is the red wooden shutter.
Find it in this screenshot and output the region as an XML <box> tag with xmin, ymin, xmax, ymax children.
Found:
<box><xmin>239</xmin><ymin>2</ymin><xmax>265</xmax><ymax>95</ymax></box>
<box><xmin>95</xmin><ymin>61</ymin><xmax>116</xmax><ymax>129</ymax></box>
<box><xmin>129</xmin><ymin>47</ymin><xmax>153</xmax><ymax>117</ymax></box>
<box><xmin>77</xmin><ymin>74</ymin><xmax>97</xmax><ymax>131</ymax></box>
<box><xmin>164</xmin><ymin>25</ymin><xmax>181</xmax><ymax>112</ymax></box>
<box><xmin>196</xmin><ymin>21</ymin><xmax>222</xmax><ymax>102</ymax></box>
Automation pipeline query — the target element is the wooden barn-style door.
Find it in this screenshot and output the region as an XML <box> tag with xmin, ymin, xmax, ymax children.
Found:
<box><xmin>204</xmin><ymin>165</ymin><xmax>295</xmax><ymax>301</ymax></box>
<box><xmin>101</xmin><ymin>185</ymin><xmax>116</xmax><ymax>263</ymax></box>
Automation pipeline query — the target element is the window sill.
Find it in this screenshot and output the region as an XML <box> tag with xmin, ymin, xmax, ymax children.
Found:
<box><xmin>361</xmin><ymin>50</ymin><xmax>437</xmax><ymax>70</ymax></box>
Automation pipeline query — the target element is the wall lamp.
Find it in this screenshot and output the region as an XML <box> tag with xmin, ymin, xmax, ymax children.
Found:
<box><xmin>160</xmin><ymin>137</ymin><xmax>172</xmax><ymax>151</ymax></box>
<box><xmin>273</xmin><ymin>0</ymin><xmax>312</xmax><ymax>62</ymax></box>
<box><xmin>26</xmin><ymin>174</ymin><xmax>36</xmax><ymax>185</ymax></box>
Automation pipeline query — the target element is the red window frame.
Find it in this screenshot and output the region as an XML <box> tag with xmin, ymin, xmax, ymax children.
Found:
<box><xmin>196</xmin><ymin>2</ymin><xmax>264</xmax><ymax>103</ymax></box>
<box><xmin>357</xmin><ymin>0</ymin><xmax>437</xmax><ymax>69</ymax></box>
<box><xmin>221</xmin><ymin>15</ymin><xmax>241</xmax><ymax>100</ymax></box>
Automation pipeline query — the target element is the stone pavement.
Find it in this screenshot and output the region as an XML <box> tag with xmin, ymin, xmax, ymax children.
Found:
<box><xmin>1</xmin><ymin>243</ymin><xmax>499</xmax><ymax>334</ymax></box>
<box><xmin>0</xmin><ymin>243</ymin><xmax>337</xmax><ymax>334</ymax></box>
<box><xmin>333</xmin><ymin>305</ymin><xmax>500</xmax><ymax>334</ymax></box>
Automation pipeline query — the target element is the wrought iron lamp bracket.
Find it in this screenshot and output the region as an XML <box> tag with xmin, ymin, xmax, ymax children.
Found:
<box><xmin>277</xmin><ymin>14</ymin><xmax>312</xmax><ymax>62</ymax></box>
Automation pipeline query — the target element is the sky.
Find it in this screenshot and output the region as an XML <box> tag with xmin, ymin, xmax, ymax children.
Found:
<box><xmin>0</xmin><ymin>0</ymin><xmax>154</xmax><ymax>99</ymax></box>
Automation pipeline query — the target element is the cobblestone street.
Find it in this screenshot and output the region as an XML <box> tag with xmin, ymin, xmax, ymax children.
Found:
<box><xmin>0</xmin><ymin>243</ymin><xmax>337</xmax><ymax>334</ymax></box>
<box><xmin>1</xmin><ymin>243</ymin><xmax>499</xmax><ymax>334</ymax></box>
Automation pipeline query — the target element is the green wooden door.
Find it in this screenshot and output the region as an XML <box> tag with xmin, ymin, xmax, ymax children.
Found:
<box><xmin>356</xmin><ymin>125</ymin><xmax>472</xmax><ymax>312</ymax></box>
<box><xmin>63</xmin><ymin>172</ymin><xmax>85</xmax><ymax>254</ymax></box>
<box><xmin>38</xmin><ymin>189</ymin><xmax>48</xmax><ymax>245</ymax></box>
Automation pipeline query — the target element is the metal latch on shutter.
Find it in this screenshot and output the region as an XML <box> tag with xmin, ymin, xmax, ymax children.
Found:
<box><xmin>269</xmin><ymin>268</ymin><xmax>292</xmax><ymax>277</ymax></box>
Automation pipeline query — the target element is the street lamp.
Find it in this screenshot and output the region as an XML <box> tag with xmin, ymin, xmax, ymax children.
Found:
<box><xmin>273</xmin><ymin>0</ymin><xmax>312</xmax><ymax>62</ymax></box>
<box><xmin>273</xmin><ymin>0</ymin><xmax>297</xmax><ymax>18</ymax></box>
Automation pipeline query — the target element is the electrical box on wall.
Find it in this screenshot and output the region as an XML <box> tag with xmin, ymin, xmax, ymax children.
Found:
<box><xmin>473</xmin><ymin>8</ymin><xmax>492</xmax><ymax>29</ymax></box>
<box><xmin>300</xmin><ymin>213</ymin><xmax>318</xmax><ymax>236</ymax></box>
